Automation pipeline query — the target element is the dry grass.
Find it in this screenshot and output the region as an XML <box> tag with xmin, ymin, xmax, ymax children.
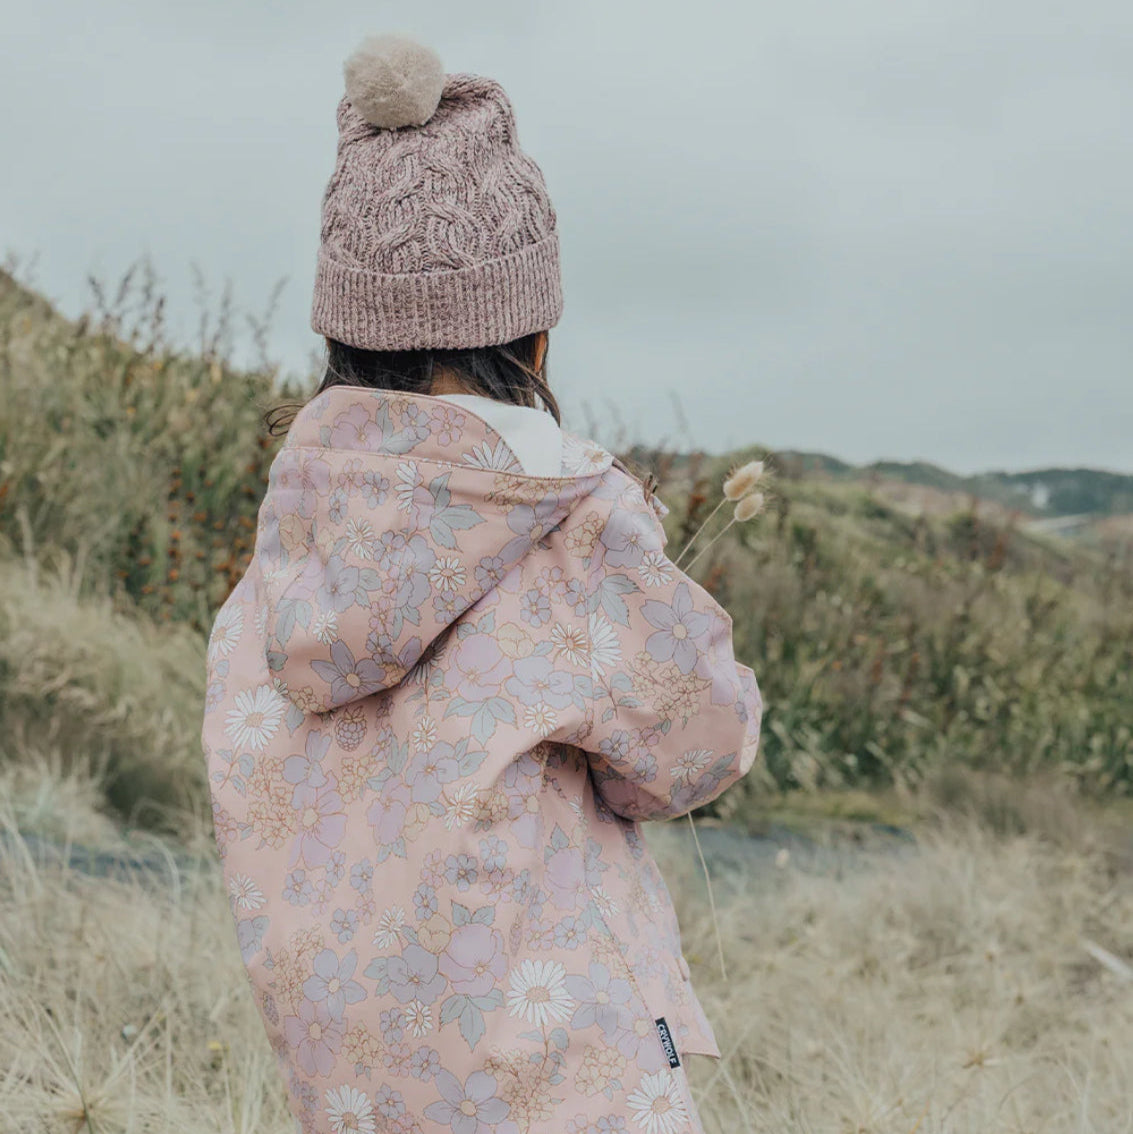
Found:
<box><xmin>2</xmin><ymin>767</ymin><xmax>1130</xmax><ymax>1134</ymax></box>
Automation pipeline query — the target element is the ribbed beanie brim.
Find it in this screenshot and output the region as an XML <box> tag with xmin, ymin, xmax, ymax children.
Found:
<box><xmin>312</xmin><ymin>232</ymin><xmax>562</xmax><ymax>351</ymax></box>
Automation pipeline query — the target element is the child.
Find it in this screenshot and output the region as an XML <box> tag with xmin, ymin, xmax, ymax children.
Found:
<box><xmin>201</xmin><ymin>33</ymin><xmax>762</xmax><ymax>1134</ymax></box>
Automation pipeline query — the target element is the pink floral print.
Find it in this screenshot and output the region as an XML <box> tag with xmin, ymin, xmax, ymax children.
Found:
<box><xmin>202</xmin><ymin>388</ymin><xmax>761</xmax><ymax>1133</ymax></box>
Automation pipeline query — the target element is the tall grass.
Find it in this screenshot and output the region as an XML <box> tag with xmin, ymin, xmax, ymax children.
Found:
<box><xmin>0</xmin><ymin>265</ymin><xmax>1130</xmax><ymax>832</ymax></box>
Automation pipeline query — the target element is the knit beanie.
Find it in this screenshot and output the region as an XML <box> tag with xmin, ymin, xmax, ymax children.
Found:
<box><xmin>311</xmin><ymin>33</ymin><xmax>563</xmax><ymax>351</ymax></box>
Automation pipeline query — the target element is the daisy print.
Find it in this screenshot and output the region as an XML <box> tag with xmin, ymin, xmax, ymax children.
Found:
<box><xmin>442</xmin><ymin>783</ymin><xmax>480</xmax><ymax>831</ymax></box>
<box><xmin>464</xmin><ymin>437</ymin><xmax>521</xmax><ymax>471</ymax></box>
<box><xmin>207</xmin><ymin>604</ymin><xmax>243</xmax><ymax>661</ymax></box>
<box><xmin>429</xmin><ymin>557</ymin><xmax>467</xmax><ymax>591</ymax></box>
<box><xmin>411</xmin><ymin>716</ymin><xmax>438</xmax><ymax>751</ymax></box>
<box><xmin>627</xmin><ymin>1071</ymin><xmax>688</xmax><ymax>1134</ymax></box>
<box><xmin>372</xmin><ymin>906</ymin><xmax>407</xmax><ymax>950</ymax></box>
<box><xmin>311</xmin><ymin>608</ymin><xmax>339</xmax><ymax>646</ymax></box>
<box><xmin>394</xmin><ymin>461</ymin><xmax>423</xmax><ymax>514</ymax></box>
<box><xmin>404</xmin><ymin>998</ymin><xmax>433</xmax><ymax>1037</ymax></box>
<box><xmin>587</xmin><ymin>613</ymin><xmax>622</xmax><ymax>680</ymax></box>
<box><xmin>523</xmin><ymin>702</ymin><xmax>558</xmax><ymax>738</ymax></box>
<box><xmin>228</xmin><ymin>872</ymin><xmax>265</xmax><ymax>911</ymax></box>
<box><xmin>671</xmin><ymin>749</ymin><xmax>712</xmax><ymax>783</ymax></box>
<box><xmin>324</xmin><ymin>1084</ymin><xmax>376</xmax><ymax>1134</ymax></box>
<box><xmin>550</xmin><ymin>622</ymin><xmax>587</xmax><ymax>666</ymax></box>
<box><xmin>638</xmin><ymin>550</ymin><xmax>672</xmax><ymax>588</ymax></box>
<box><xmin>224</xmin><ymin>684</ymin><xmax>286</xmax><ymax>752</ymax></box>
<box><xmin>345</xmin><ymin>517</ymin><xmax>377</xmax><ymax>559</ymax></box>
<box><xmin>506</xmin><ymin>959</ymin><xmax>573</xmax><ymax>1027</ymax></box>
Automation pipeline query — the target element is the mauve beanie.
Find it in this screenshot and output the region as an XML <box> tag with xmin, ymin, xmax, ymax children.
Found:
<box><xmin>311</xmin><ymin>33</ymin><xmax>563</xmax><ymax>351</ymax></box>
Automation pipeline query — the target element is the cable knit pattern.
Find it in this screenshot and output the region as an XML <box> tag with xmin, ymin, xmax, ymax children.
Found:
<box><xmin>312</xmin><ymin>74</ymin><xmax>563</xmax><ymax>350</ymax></box>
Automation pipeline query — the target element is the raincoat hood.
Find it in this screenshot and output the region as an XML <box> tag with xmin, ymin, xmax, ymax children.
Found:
<box><xmin>256</xmin><ymin>387</ymin><xmax>614</xmax><ymax>714</ymax></box>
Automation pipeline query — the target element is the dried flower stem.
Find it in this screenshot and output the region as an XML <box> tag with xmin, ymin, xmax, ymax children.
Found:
<box><xmin>673</xmin><ymin>497</ymin><xmax>727</xmax><ymax>566</ymax></box>
<box><xmin>687</xmin><ymin>812</ymin><xmax>728</xmax><ymax>980</ymax></box>
<box><xmin>682</xmin><ymin>518</ymin><xmax>737</xmax><ymax>573</ymax></box>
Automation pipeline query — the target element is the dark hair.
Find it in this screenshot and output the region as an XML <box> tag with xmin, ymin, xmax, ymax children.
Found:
<box><xmin>265</xmin><ymin>331</ymin><xmax>558</xmax><ymax>436</ymax></box>
<box><xmin>264</xmin><ymin>329</ymin><xmax>657</xmax><ymax>503</ymax></box>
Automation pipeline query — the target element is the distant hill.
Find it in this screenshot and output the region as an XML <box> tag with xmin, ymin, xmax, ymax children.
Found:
<box><xmin>776</xmin><ymin>452</ymin><xmax>1133</xmax><ymax>519</ymax></box>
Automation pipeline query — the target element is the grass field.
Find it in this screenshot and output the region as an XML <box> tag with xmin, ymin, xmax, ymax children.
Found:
<box><xmin>3</xmin><ymin>766</ymin><xmax>1131</xmax><ymax>1133</ymax></box>
<box><xmin>1</xmin><ymin>267</ymin><xmax>1131</xmax><ymax>1132</ymax></box>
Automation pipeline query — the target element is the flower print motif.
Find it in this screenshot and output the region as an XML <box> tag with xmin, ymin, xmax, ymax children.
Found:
<box><xmin>519</xmin><ymin>586</ymin><xmax>552</xmax><ymax>627</ymax></box>
<box><xmin>311</xmin><ymin>608</ymin><xmax>339</xmax><ymax>645</ymax></box>
<box><xmin>411</xmin><ymin>1046</ymin><xmax>441</xmax><ymax>1080</ymax></box>
<box><xmin>474</xmin><ymin>553</ymin><xmax>509</xmax><ymax>590</ymax></box>
<box><xmin>283</xmin><ymin>998</ymin><xmax>345</xmax><ymax>1077</ymax></box>
<box><xmin>394</xmin><ymin>462</ymin><xmax>423</xmax><ymax>514</ymax></box>
<box><xmin>506</xmin><ymin>498</ymin><xmax>561</xmax><ymax>545</ymax></box>
<box><xmin>424</xmin><ymin>1070</ymin><xmax>510</xmax><ymax>1134</ymax></box>
<box><xmin>327</xmin><ymin>486</ymin><xmax>349</xmax><ymax>524</ymax></box>
<box><xmin>372</xmin><ymin>906</ymin><xmax>406</xmax><ymax>949</ymax></box>
<box><xmin>442</xmin><ymin>783</ymin><xmax>480</xmax><ymax>830</ymax></box>
<box><xmin>545</xmin><ymin>845</ymin><xmax>587</xmax><ymax>911</ymax></box>
<box><xmin>429</xmin><ymin>405</ymin><xmax>465</xmax><ymax>447</ymax></box>
<box><xmin>565</xmin><ymin>962</ymin><xmax>634</xmax><ymax>1037</ymax></box>
<box><xmin>411</xmin><ymin>716</ymin><xmax>438</xmax><ymax>751</ymax></box>
<box><xmin>316</xmin><ymin>556</ymin><xmax>362</xmax><ymax>614</ymax></box>
<box><xmin>506</xmin><ymin>655</ymin><xmax>575</xmax><ymax>710</ymax></box>
<box><xmin>224</xmin><ymin>684</ymin><xmax>286</xmax><ymax>752</ymax></box>
<box><xmin>587</xmin><ymin>614</ymin><xmax>622</xmax><ymax>681</ymax></box>
<box><xmin>386</xmin><ymin>944</ymin><xmax>447</xmax><ymax>1005</ymax></box>
<box><xmin>284</xmin><ymin>869</ymin><xmax>313</xmax><ymax>906</ymax></box>
<box><xmin>328</xmin><ymin>403</ymin><xmax>382</xmax><ymax>449</ymax></box>
<box><xmin>506</xmin><ymin>959</ymin><xmax>574</xmax><ymax>1026</ymax></box>
<box><xmin>444</xmin><ymin>853</ymin><xmax>478</xmax><ymax>891</ymax></box>
<box><xmin>464</xmin><ymin>438</ymin><xmax>519</xmax><ymax>471</ymax></box>
<box><xmin>404</xmin><ymin>998</ymin><xmax>433</xmax><ymax>1037</ymax></box>
<box><xmin>325</xmin><ymin>850</ymin><xmax>347</xmax><ymax>886</ymax></box>
<box><xmin>290</xmin><ymin>781</ymin><xmax>346</xmax><ymax>869</ymax></box>
<box><xmin>350</xmin><ymin>859</ymin><xmax>374</xmax><ymax>893</ymax></box>
<box><xmin>554</xmin><ymin>916</ymin><xmax>587</xmax><ymax>949</ymax></box>
<box><xmin>439</xmin><ymin>923</ymin><xmax>507</xmax><ymax>996</ymax></box>
<box><xmin>638</xmin><ymin>551</ymin><xmax>672</xmax><ymax>589</ymax></box>
<box><xmin>207</xmin><ymin>604</ymin><xmax>243</xmax><ymax>660</ymax></box>
<box><xmin>330</xmin><ymin>908</ymin><xmax>358</xmax><ymax>943</ymax></box>
<box><xmin>283</xmin><ymin>728</ymin><xmax>332</xmax><ymax>791</ymax></box>
<box><xmin>600</xmin><ymin>507</ymin><xmax>654</xmax><ymax>569</ymax></box>
<box><xmin>641</xmin><ymin>582</ymin><xmax>711</xmax><ymax>675</ymax></box>
<box><xmin>479</xmin><ymin>837</ymin><xmax>507</xmax><ymax>873</ymax></box>
<box><xmin>344</xmin><ymin>517</ymin><xmax>378</xmax><ymax>560</ymax></box>
<box><xmin>228</xmin><ymin>872</ymin><xmax>265</xmax><ymax>911</ymax></box>
<box><xmin>626</xmin><ymin>1071</ymin><xmax>688</xmax><ymax>1134</ymax></box>
<box><xmin>204</xmin><ymin>678</ymin><xmax>225</xmax><ymax>713</ymax></box>
<box><xmin>612</xmin><ymin>1016</ymin><xmax>669</xmax><ymax>1072</ymax></box>
<box><xmin>429</xmin><ymin>556</ymin><xmax>467</xmax><ymax>591</ymax></box>
<box><xmin>451</xmin><ymin>636</ymin><xmax>510</xmax><ymax>702</ymax></box>
<box><xmin>360</xmin><ymin>468</ymin><xmax>390</xmax><ymax>508</ymax></box>
<box><xmin>324</xmin><ymin>1084</ymin><xmax>376</xmax><ymax>1134</ymax></box>
<box><xmin>310</xmin><ymin>640</ymin><xmax>386</xmax><ymax>705</ymax></box>
<box><xmin>523</xmin><ymin>702</ymin><xmax>557</xmax><ymax>738</ymax></box>
<box><xmin>564</xmin><ymin>578</ymin><xmax>590</xmax><ymax>616</ymax></box>
<box><xmin>406</xmin><ymin>743</ymin><xmax>461</xmax><ymax>804</ymax></box>
<box><xmin>367</xmin><ymin>782</ymin><xmax>411</xmax><ymax>847</ymax></box>
<box><xmin>566</xmin><ymin>1118</ymin><xmax>628</xmax><ymax>1134</ymax></box>
<box><xmin>550</xmin><ymin>622</ymin><xmax>588</xmax><ymax>666</ymax></box>
<box><xmin>304</xmin><ymin>948</ymin><xmax>367</xmax><ymax>1018</ymax></box>
<box><xmin>671</xmin><ymin>749</ymin><xmax>712</xmax><ymax>782</ymax></box>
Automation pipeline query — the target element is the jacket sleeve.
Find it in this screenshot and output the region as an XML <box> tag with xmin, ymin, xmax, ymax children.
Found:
<box><xmin>577</xmin><ymin>476</ymin><xmax>762</xmax><ymax>821</ymax></box>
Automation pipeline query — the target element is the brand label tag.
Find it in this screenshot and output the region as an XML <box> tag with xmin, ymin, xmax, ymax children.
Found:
<box><xmin>655</xmin><ymin>1017</ymin><xmax>680</xmax><ymax>1068</ymax></box>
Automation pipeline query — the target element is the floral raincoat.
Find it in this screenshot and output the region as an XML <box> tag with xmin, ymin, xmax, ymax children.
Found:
<box><xmin>201</xmin><ymin>387</ymin><xmax>762</xmax><ymax>1134</ymax></box>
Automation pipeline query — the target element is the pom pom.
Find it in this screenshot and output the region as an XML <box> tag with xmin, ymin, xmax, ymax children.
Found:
<box><xmin>344</xmin><ymin>33</ymin><xmax>445</xmax><ymax>129</ymax></box>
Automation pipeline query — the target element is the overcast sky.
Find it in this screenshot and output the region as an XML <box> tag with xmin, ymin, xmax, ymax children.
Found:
<box><xmin>3</xmin><ymin>0</ymin><xmax>1131</xmax><ymax>472</ymax></box>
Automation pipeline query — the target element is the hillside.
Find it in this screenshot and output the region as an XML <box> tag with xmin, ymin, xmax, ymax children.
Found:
<box><xmin>1</xmin><ymin>270</ymin><xmax>1131</xmax><ymax>838</ymax></box>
